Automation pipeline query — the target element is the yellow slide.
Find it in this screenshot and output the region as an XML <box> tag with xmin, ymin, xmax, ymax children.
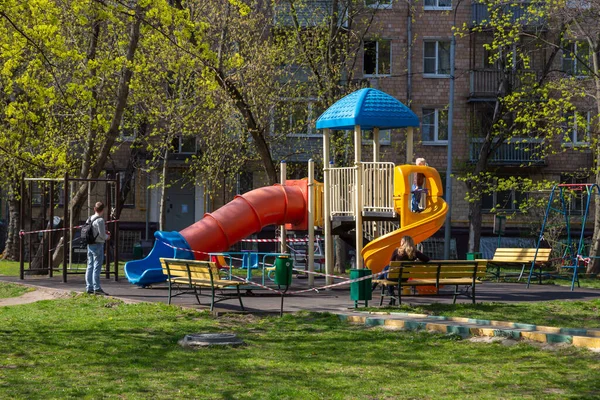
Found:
<box><xmin>361</xmin><ymin>165</ymin><xmax>448</xmax><ymax>274</ymax></box>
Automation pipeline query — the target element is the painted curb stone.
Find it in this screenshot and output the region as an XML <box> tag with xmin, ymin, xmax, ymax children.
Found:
<box><xmin>179</xmin><ymin>333</ymin><xmax>245</xmax><ymax>348</ymax></box>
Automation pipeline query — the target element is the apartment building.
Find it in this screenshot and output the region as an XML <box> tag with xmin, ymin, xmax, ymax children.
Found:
<box><xmin>267</xmin><ymin>0</ymin><xmax>596</xmax><ymax>256</ymax></box>
<box><xmin>61</xmin><ymin>0</ymin><xmax>595</xmax><ymax>259</ymax></box>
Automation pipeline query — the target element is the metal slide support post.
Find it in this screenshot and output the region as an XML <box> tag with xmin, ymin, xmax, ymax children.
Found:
<box><xmin>280</xmin><ymin>161</ymin><xmax>287</xmax><ymax>254</ymax></box>
<box><xmin>63</xmin><ymin>173</ymin><xmax>69</xmax><ymax>283</ymax></box>
<box><xmin>444</xmin><ymin>29</ymin><xmax>456</xmax><ymax>260</ymax></box>
<box><xmin>19</xmin><ymin>174</ymin><xmax>25</xmax><ymax>280</ymax></box>
<box><xmin>373</xmin><ymin>128</ymin><xmax>380</xmax><ymax>239</ymax></box>
<box><xmin>49</xmin><ymin>181</ymin><xmax>54</xmax><ymax>278</ymax></box>
<box><xmin>373</xmin><ymin>127</ymin><xmax>380</xmax><ymax>162</ymax></box>
<box><xmin>115</xmin><ymin>174</ymin><xmax>120</xmax><ymax>281</ymax></box>
<box><xmin>308</xmin><ymin>159</ymin><xmax>315</xmax><ymax>287</ymax></box>
<box><xmin>354</xmin><ymin>125</ymin><xmax>364</xmax><ymax>269</ymax></box>
<box><xmin>323</xmin><ymin>129</ymin><xmax>334</xmax><ymax>285</ymax></box>
<box><xmin>406</xmin><ymin>127</ymin><xmax>413</xmax><ymax>164</ymax></box>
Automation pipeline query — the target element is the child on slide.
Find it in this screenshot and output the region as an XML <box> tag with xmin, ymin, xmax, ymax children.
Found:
<box><xmin>412</xmin><ymin>157</ymin><xmax>427</xmax><ymax>212</ymax></box>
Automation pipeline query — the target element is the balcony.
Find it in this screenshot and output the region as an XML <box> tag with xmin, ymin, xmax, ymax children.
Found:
<box><xmin>469</xmin><ymin>138</ymin><xmax>546</xmax><ymax>165</ymax></box>
<box><xmin>469</xmin><ymin>69</ymin><xmax>538</xmax><ymax>98</ymax></box>
<box><xmin>471</xmin><ymin>2</ymin><xmax>545</xmax><ymax>28</ymax></box>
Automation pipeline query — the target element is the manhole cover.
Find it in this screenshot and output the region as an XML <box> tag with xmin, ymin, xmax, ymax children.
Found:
<box><xmin>179</xmin><ymin>333</ymin><xmax>245</xmax><ymax>348</ymax></box>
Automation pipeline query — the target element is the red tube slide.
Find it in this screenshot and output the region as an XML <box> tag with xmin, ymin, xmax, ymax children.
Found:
<box><xmin>179</xmin><ymin>184</ymin><xmax>307</xmax><ymax>259</ymax></box>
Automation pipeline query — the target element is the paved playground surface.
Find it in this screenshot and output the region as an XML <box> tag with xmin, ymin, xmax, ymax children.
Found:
<box><xmin>2</xmin><ymin>274</ymin><xmax>599</xmax><ymax>314</ymax></box>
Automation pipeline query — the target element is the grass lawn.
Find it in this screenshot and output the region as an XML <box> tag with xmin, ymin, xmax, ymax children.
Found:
<box><xmin>0</xmin><ymin>297</ymin><xmax>599</xmax><ymax>399</ymax></box>
<box><xmin>363</xmin><ymin>299</ymin><xmax>600</xmax><ymax>329</ymax></box>
<box><xmin>0</xmin><ymin>281</ymin><xmax>32</xmax><ymax>299</ymax></box>
<box><xmin>0</xmin><ymin>260</ymin><xmax>20</xmax><ymax>276</ymax></box>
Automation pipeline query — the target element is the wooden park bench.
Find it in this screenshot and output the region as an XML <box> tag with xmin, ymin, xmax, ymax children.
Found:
<box><xmin>373</xmin><ymin>260</ymin><xmax>487</xmax><ymax>306</ymax></box>
<box><xmin>160</xmin><ymin>258</ymin><xmax>245</xmax><ymax>312</ymax></box>
<box><xmin>488</xmin><ymin>248</ymin><xmax>552</xmax><ymax>282</ymax></box>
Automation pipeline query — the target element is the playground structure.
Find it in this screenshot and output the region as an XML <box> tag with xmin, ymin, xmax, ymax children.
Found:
<box><xmin>528</xmin><ymin>183</ymin><xmax>600</xmax><ymax>290</ymax></box>
<box><xmin>126</xmin><ymin>88</ymin><xmax>450</xmax><ymax>290</ymax></box>
<box><xmin>19</xmin><ymin>174</ymin><xmax>120</xmax><ymax>282</ymax></box>
<box><xmin>124</xmin><ymin>177</ymin><xmax>325</xmax><ymax>286</ymax></box>
<box><xmin>316</xmin><ymin>88</ymin><xmax>447</xmax><ymax>279</ymax></box>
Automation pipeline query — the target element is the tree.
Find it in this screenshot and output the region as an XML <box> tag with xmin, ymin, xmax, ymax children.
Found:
<box><xmin>456</xmin><ymin>0</ymin><xmax>585</xmax><ymax>253</ymax></box>
<box><xmin>0</xmin><ymin>1</ymin><xmax>175</xmax><ymax>265</ymax></box>
<box><xmin>554</xmin><ymin>0</ymin><xmax>600</xmax><ymax>274</ymax></box>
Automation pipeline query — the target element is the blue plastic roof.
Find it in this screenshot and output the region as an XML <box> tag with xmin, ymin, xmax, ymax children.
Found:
<box><xmin>315</xmin><ymin>88</ymin><xmax>419</xmax><ymax>130</ymax></box>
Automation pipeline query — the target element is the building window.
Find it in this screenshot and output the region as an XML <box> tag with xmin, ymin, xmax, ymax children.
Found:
<box><xmin>421</xmin><ymin>108</ymin><xmax>448</xmax><ymax>144</ymax></box>
<box><xmin>365</xmin><ymin>0</ymin><xmax>393</xmax><ymax>8</ymax></box>
<box><xmin>106</xmin><ymin>171</ymin><xmax>136</xmax><ymax>208</ymax></box>
<box><xmin>237</xmin><ymin>171</ymin><xmax>253</xmax><ymax>195</ymax></box>
<box><xmin>563</xmin><ymin>111</ymin><xmax>591</xmax><ymax>145</ymax></box>
<box><xmin>120</xmin><ymin>107</ymin><xmax>139</xmax><ymax>141</ymax></box>
<box><xmin>482</xmin><ymin>190</ymin><xmax>527</xmax><ymax>212</ymax></box>
<box><xmin>562</xmin><ymin>41</ymin><xmax>590</xmax><ymax>77</ymax></box>
<box><xmin>364</xmin><ymin>40</ymin><xmax>391</xmax><ymax>76</ymax></box>
<box><xmin>424</xmin><ymin>40</ymin><xmax>450</xmax><ymax>76</ymax></box>
<box><xmin>424</xmin><ymin>0</ymin><xmax>451</xmax><ymax>10</ymax></box>
<box><xmin>482</xmin><ymin>47</ymin><xmax>500</xmax><ymax>69</ymax></box>
<box><xmin>172</xmin><ymin>135</ymin><xmax>197</xmax><ymax>154</ymax></box>
<box><xmin>361</xmin><ymin>130</ymin><xmax>391</xmax><ymax>145</ymax></box>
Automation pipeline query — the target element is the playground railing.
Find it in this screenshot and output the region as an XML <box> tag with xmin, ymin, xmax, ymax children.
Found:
<box><xmin>362</xmin><ymin>162</ymin><xmax>395</xmax><ymax>214</ymax></box>
<box><xmin>329</xmin><ymin>167</ymin><xmax>355</xmax><ymax>216</ymax></box>
<box><xmin>364</xmin><ymin>220</ymin><xmax>399</xmax><ymax>241</ymax></box>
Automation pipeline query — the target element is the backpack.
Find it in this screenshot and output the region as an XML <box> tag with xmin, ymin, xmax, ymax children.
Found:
<box><xmin>80</xmin><ymin>215</ymin><xmax>99</xmax><ymax>246</ymax></box>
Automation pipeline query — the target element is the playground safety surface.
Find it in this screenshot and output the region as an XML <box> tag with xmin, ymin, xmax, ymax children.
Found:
<box><xmin>2</xmin><ymin>274</ymin><xmax>599</xmax><ymax>313</ymax></box>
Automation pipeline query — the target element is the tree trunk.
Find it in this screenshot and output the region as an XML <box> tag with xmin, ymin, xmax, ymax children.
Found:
<box><xmin>159</xmin><ymin>149</ymin><xmax>168</xmax><ymax>231</ymax></box>
<box><xmin>468</xmin><ymin>199</ymin><xmax>483</xmax><ymax>253</ymax></box>
<box><xmin>215</xmin><ymin>73</ymin><xmax>277</xmax><ymax>185</ymax></box>
<box><xmin>3</xmin><ymin>190</ymin><xmax>20</xmax><ymax>261</ymax></box>
<box><xmin>51</xmin><ymin>9</ymin><xmax>143</xmax><ymax>265</ymax></box>
<box><xmin>334</xmin><ymin>236</ymin><xmax>347</xmax><ymax>274</ymax></box>
<box><xmin>587</xmin><ymin>57</ymin><xmax>600</xmax><ymax>275</ymax></box>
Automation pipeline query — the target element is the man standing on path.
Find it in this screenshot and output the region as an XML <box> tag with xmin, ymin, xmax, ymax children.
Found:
<box><xmin>86</xmin><ymin>202</ymin><xmax>110</xmax><ymax>295</ymax></box>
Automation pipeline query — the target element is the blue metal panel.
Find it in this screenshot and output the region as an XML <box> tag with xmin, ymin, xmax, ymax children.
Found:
<box><xmin>124</xmin><ymin>231</ymin><xmax>194</xmax><ymax>286</ymax></box>
<box><xmin>315</xmin><ymin>88</ymin><xmax>419</xmax><ymax>130</ymax></box>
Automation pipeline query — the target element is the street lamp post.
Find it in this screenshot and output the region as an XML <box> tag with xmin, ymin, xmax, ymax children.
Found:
<box><xmin>444</xmin><ymin>0</ymin><xmax>461</xmax><ymax>259</ymax></box>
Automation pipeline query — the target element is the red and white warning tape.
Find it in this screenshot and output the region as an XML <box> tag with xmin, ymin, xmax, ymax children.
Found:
<box><xmin>158</xmin><ymin>239</ymin><xmax>385</xmax><ymax>296</ymax></box>
<box><xmin>240</xmin><ymin>237</ymin><xmax>321</xmax><ymax>243</ymax></box>
<box><xmin>19</xmin><ymin>219</ymin><xmax>120</xmax><ymax>237</ymax></box>
<box><xmin>287</xmin><ymin>271</ymin><xmax>384</xmax><ymax>295</ymax></box>
<box><xmin>292</xmin><ymin>267</ymin><xmax>348</xmax><ymax>281</ymax></box>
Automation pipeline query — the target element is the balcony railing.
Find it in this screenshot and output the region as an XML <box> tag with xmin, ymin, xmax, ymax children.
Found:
<box><xmin>471</xmin><ymin>2</ymin><xmax>545</xmax><ymax>27</ymax></box>
<box><xmin>469</xmin><ymin>69</ymin><xmax>538</xmax><ymax>98</ymax></box>
<box><xmin>469</xmin><ymin>138</ymin><xmax>546</xmax><ymax>165</ymax></box>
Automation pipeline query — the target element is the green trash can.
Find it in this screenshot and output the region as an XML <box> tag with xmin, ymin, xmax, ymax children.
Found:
<box><xmin>274</xmin><ymin>255</ymin><xmax>293</xmax><ymax>287</ymax></box>
<box><xmin>350</xmin><ymin>268</ymin><xmax>372</xmax><ymax>308</ymax></box>
<box><xmin>466</xmin><ymin>252</ymin><xmax>482</xmax><ymax>260</ymax></box>
<box><xmin>133</xmin><ymin>242</ymin><xmax>143</xmax><ymax>260</ymax></box>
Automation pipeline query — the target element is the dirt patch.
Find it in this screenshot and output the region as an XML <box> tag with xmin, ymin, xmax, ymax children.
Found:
<box><xmin>0</xmin><ymin>288</ymin><xmax>70</xmax><ymax>307</ymax></box>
